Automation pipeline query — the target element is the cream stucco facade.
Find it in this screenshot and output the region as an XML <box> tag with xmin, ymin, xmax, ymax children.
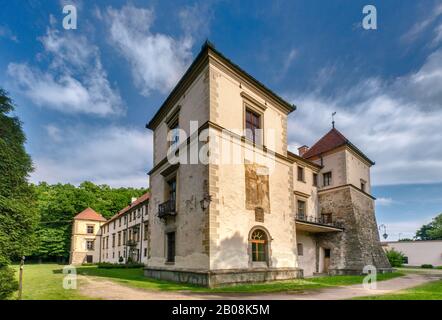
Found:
<box><xmin>143</xmin><ymin>42</ymin><xmax>390</xmax><ymax>286</ymax></box>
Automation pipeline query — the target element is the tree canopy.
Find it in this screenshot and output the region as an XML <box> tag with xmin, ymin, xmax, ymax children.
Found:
<box><xmin>0</xmin><ymin>88</ymin><xmax>38</xmax><ymax>299</ymax></box>
<box><xmin>0</xmin><ymin>88</ymin><xmax>39</xmax><ymax>266</ymax></box>
<box><xmin>416</xmin><ymin>213</ymin><xmax>442</xmax><ymax>240</ymax></box>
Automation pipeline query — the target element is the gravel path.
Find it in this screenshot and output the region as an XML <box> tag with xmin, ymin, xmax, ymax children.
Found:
<box><xmin>78</xmin><ymin>272</ymin><xmax>441</xmax><ymax>300</ymax></box>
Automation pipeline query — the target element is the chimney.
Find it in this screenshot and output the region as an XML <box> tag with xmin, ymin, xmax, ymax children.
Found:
<box><xmin>131</xmin><ymin>197</ymin><xmax>137</xmax><ymax>204</ymax></box>
<box><xmin>298</xmin><ymin>145</ymin><xmax>309</xmax><ymax>157</ymax></box>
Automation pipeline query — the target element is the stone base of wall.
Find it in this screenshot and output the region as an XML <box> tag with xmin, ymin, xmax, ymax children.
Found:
<box><xmin>144</xmin><ymin>267</ymin><xmax>303</xmax><ymax>287</ymax></box>
<box><xmin>329</xmin><ymin>268</ymin><xmax>395</xmax><ymax>276</ymax></box>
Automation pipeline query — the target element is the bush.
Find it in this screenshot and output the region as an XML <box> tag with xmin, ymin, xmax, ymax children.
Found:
<box><xmin>97</xmin><ymin>262</ymin><xmax>144</xmax><ymax>269</ymax></box>
<box><xmin>0</xmin><ymin>266</ymin><xmax>19</xmax><ymax>300</ymax></box>
<box><xmin>385</xmin><ymin>249</ymin><xmax>406</xmax><ymax>267</ymax></box>
<box><xmin>421</xmin><ymin>264</ymin><xmax>434</xmax><ymax>269</ymax></box>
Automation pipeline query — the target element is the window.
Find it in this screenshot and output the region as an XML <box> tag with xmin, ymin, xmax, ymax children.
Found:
<box><xmin>168</xmin><ymin>178</ymin><xmax>177</xmax><ymax>201</ymax></box>
<box><xmin>313</xmin><ymin>173</ymin><xmax>318</xmax><ymax>187</ymax></box>
<box><xmin>166</xmin><ymin>232</ymin><xmax>176</xmax><ymax>263</ymax></box>
<box><xmin>86</xmin><ymin>240</ymin><xmax>94</xmax><ymax>251</ymax></box>
<box><xmin>297</xmin><ymin>243</ymin><xmax>304</xmax><ymax>256</ymax></box>
<box><xmin>137</xmin><ymin>209</ymin><xmax>141</xmax><ymax>218</ymax></box>
<box><xmin>145</xmin><ymin>205</ymin><xmax>149</xmax><ymax>216</ymax></box>
<box><xmin>144</xmin><ymin>223</ymin><xmax>149</xmax><ymax>240</ymax></box>
<box><xmin>403</xmin><ymin>256</ymin><xmax>409</xmax><ymax>264</ymax></box>
<box><xmin>119</xmin><ymin>218</ymin><xmax>121</xmax><ymax>227</ymax></box>
<box><xmin>361</xmin><ymin>180</ymin><xmax>366</xmax><ymax>192</ymax></box>
<box><xmin>297</xmin><ymin>166</ymin><xmax>305</xmax><ymax>182</ymax></box>
<box><xmin>123</xmin><ymin>230</ymin><xmax>127</xmax><ymax>244</ymax></box>
<box><xmin>87</xmin><ymin>225</ymin><xmax>94</xmax><ymax>234</ymax></box>
<box><xmin>245</xmin><ymin>109</ymin><xmax>261</xmax><ymax>144</ymax></box>
<box><xmin>129</xmin><ymin>213</ymin><xmax>132</xmax><ymax>222</ymax></box>
<box><xmin>118</xmin><ymin>232</ymin><xmax>121</xmax><ymax>246</ymax></box>
<box><xmin>112</xmin><ymin>234</ymin><xmax>115</xmax><ymax>248</ymax></box>
<box><xmin>112</xmin><ymin>252</ymin><xmax>115</xmax><ymax>259</ymax></box>
<box><xmin>144</xmin><ymin>248</ymin><xmax>147</xmax><ymax>257</ymax></box>
<box><xmin>169</xmin><ymin>121</ymin><xmax>180</xmax><ymax>149</ymax></box>
<box><xmin>250</xmin><ymin>229</ymin><xmax>267</xmax><ymax>262</ymax></box>
<box><xmin>297</xmin><ymin>200</ymin><xmax>306</xmax><ymax>219</ymax></box>
<box><xmin>124</xmin><ymin>216</ymin><xmax>127</xmax><ymax>224</ymax></box>
<box><xmin>321</xmin><ymin>213</ymin><xmax>332</xmax><ymax>224</ymax></box>
<box><xmin>323</xmin><ymin>172</ymin><xmax>332</xmax><ymax>187</ymax></box>
<box><xmin>113</xmin><ymin>221</ymin><xmax>116</xmax><ymax>230</ymax></box>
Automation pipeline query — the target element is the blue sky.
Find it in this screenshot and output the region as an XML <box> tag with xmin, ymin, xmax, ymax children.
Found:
<box><xmin>1</xmin><ymin>0</ymin><xmax>441</xmax><ymax>240</ymax></box>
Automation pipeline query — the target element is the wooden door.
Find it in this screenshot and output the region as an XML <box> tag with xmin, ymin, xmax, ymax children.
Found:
<box><xmin>324</xmin><ymin>249</ymin><xmax>331</xmax><ymax>273</ymax></box>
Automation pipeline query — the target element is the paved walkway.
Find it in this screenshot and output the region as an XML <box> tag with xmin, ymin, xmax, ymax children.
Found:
<box><xmin>78</xmin><ymin>272</ymin><xmax>442</xmax><ymax>300</ymax></box>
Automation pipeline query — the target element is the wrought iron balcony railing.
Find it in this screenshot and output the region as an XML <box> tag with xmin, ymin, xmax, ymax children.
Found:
<box><xmin>295</xmin><ymin>213</ymin><xmax>344</xmax><ymax>229</ymax></box>
<box><xmin>158</xmin><ymin>199</ymin><xmax>176</xmax><ymax>219</ymax></box>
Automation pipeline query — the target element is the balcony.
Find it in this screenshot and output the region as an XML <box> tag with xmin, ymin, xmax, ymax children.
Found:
<box><xmin>158</xmin><ymin>199</ymin><xmax>176</xmax><ymax>219</ymax></box>
<box><xmin>295</xmin><ymin>213</ymin><xmax>344</xmax><ymax>233</ymax></box>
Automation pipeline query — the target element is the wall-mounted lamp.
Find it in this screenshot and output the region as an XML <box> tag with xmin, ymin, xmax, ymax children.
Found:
<box><xmin>379</xmin><ymin>224</ymin><xmax>388</xmax><ymax>240</ymax></box>
<box><xmin>200</xmin><ymin>194</ymin><xmax>212</xmax><ymax>211</ymax></box>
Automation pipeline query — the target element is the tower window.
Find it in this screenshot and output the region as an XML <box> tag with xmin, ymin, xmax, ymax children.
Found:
<box><xmin>297</xmin><ymin>166</ymin><xmax>305</xmax><ymax>182</ymax></box>
<box><xmin>323</xmin><ymin>172</ymin><xmax>332</xmax><ymax>186</ymax></box>
<box><xmin>245</xmin><ymin>109</ymin><xmax>261</xmax><ymax>144</ymax></box>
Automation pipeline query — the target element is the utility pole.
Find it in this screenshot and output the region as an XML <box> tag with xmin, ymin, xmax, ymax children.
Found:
<box><xmin>18</xmin><ymin>256</ymin><xmax>25</xmax><ymax>300</ymax></box>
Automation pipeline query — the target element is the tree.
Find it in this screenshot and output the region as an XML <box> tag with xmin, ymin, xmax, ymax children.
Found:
<box><xmin>416</xmin><ymin>213</ymin><xmax>442</xmax><ymax>240</ymax></box>
<box><xmin>0</xmin><ymin>88</ymin><xmax>39</xmax><ymax>299</ymax></box>
<box><xmin>385</xmin><ymin>248</ymin><xmax>406</xmax><ymax>267</ymax></box>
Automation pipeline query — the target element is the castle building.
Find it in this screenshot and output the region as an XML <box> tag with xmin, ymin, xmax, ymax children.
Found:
<box><xmin>70</xmin><ymin>42</ymin><xmax>390</xmax><ymax>286</ymax></box>
<box><xmin>143</xmin><ymin>42</ymin><xmax>390</xmax><ymax>286</ymax></box>
<box><xmin>69</xmin><ymin>194</ymin><xmax>150</xmax><ymax>265</ymax></box>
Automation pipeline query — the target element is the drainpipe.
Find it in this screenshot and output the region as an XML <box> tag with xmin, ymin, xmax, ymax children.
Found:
<box><xmin>139</xmin><ymin>205</ymin><xmax>144</xmax><ymax>264</ymax></box>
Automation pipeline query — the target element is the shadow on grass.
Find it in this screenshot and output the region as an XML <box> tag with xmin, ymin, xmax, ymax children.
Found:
<box><xmin>54</xmin><ymin>266</ymin><xmax>202</xmax><ymax>292</ymax></box>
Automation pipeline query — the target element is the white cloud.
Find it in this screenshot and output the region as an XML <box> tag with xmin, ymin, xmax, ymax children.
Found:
<box><xmin>104</xmin><ymin>4</ymin><xmax>193</xmax><ymax>96</ymax></box>
<box><xmin>44</xmin><ymin>124</ymin><xmax>62</xmax><ymax>142</ymax></box>
<box><xmin>376</xmin><ymin>197</ymin><xmax>395</xmax><ymax>206</ymax></box>
<box><xmin>0</xmin><ymin>25</ymin><xmax>18</xmax><ymax>42</ymax></box>
<box><xmin>31</xmin><ymin>125</ymin><xmax>152</xmax><ymax>188</ymax></box>
<box><xmin>287</xmin><ymin>48</ymin><xmax>442</xmax><ymax>186</ymax></box>
<box><xmin>7</xmin><ymin>25</ymin><xmax>124</xmax><ymax>117</ymax></box>
<box><xmin>401</xmin><ymin>3</ymin><xmax>442</xmax><ymax>43</ymax></box>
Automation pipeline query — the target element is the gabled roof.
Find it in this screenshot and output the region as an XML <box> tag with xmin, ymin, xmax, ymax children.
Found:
<box><xmin>302</xmin><ymin>128</ymin><xmax>375</xmax><ymax>165</ymax></box>
<box><xmin>102</xmin><ymin>192</ymin><xmax>150</xmax><ymax>226</ymax></box>
<box><xmin>73</xmin><ymin>208</ymin><xmax>107</xmax><ymax>222</ymax></box>
<box><xmin>146</xmin><ymin>41</ymin><xmax>296</xmax><ymax>130</ymax></box>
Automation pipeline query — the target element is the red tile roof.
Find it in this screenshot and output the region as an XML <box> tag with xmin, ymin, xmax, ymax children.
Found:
<box><xmin>102</xmin><ymin>192</ymin><xmax>150</xmax><ymax>226</ymax></box>
<box><xmin>73</xmin><ymin>208</ymin><xmax>107</xmax><ymax>222</ymax></box>
<box><xmin>302</xmin><ymin>128</ymin><xmax>375</xmax><ymax>165</ymax></box>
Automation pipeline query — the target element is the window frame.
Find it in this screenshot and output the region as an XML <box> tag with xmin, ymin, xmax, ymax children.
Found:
<box><xmin>297</xmin><ymin>166</ymin><xmax>305</xmax><ymax>182</ymax></box>
<box><xmin>86</xmin><ymin>225</ymin><xmax>94</xmax><ymax>234</ymax></box>
<box><xmin>297</xmin><ymin>243</ymin><xmax>304</xmax><ymax>256</ymax></box>
<box><xmin>166</xmin><ymin>232</ymin><xmax>176</xmax><ymax>263</ymax></box>
<box><xmin>323</xmin><ymin>171</ymin><xmax>332</xmax><ymax>187</ymax></box>
<box><xmin>243</xmin><ymin>102</ymin><xmax>265</xmax><ymax>146</ymax></box>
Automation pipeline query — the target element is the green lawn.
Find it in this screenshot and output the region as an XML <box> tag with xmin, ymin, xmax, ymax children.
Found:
<box><xmin>356</xmin><ymin>279</ymin><xmax>442</xmax><ymax>300</ymax></box>
<box><xmin>76</xmin><ymin>265</ymin><xmax>403</xmax><ymax>293</ymax></box>
<box><xmin>11</xmin><ymin>264</ymin><xmax>92</xmax><ymax>300</ymax></box>
<box><xmin>10</xmin><ymin>264</ymin><xmax>405</xmax><ymax>299</ymax></box>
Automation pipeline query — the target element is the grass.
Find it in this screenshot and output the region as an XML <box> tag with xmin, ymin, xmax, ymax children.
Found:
<box><xmin>356</xmin><ymin>279</ymin><xmax>442</xmax><ymax>300</ymax></box>
<box><xmin>76</xmin><ymin>265</ymin><xmax>404</xmax><ymax>293</ymax></box>
<box><xmin>10</xmin><ymin>264</ymin><xmax>92</xmax><ymax>300</ymax></box>
<box><xmin>9</xmin><ymin>264</ymin><xmax>405</xmax><ymax>299</ymax></box>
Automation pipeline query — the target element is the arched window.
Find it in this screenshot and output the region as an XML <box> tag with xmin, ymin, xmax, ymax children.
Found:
<box><xmin>250</xmin><ymin>229</ymin><xmax>268</xmax><ymax>262</ymax></box>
